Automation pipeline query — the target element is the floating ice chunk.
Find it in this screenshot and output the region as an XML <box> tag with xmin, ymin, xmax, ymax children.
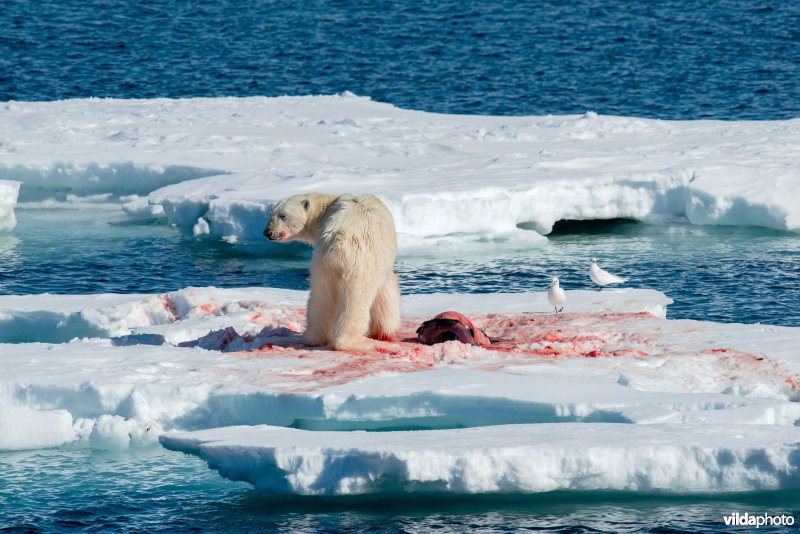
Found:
<box><xmin>0</xmin><ymin>180</ymin><xmax>21</xmax><ymax>231</ymax></box>
<box><xmin>121</xmin><ymin>195</ymin><xmax>166</xmax><ymax>219</ymax></box>
<box><xmin>89</xmin><ymin>414</ymin><xmax>161</xmax><ymax>450</ymax></box>
<box><xmin>160</xmin><ymin>423</ymin><xmax>800</xmax><ymax>495</ymax></box>
<box><xmin>0</xmin><ymin>406</ymin><xmax>76</xmax><ymax>451</ymax></box>
<box><xmin>192</xmin><ymin>217</ymin><xmax>210</xmax><ymax>237</ymax></box>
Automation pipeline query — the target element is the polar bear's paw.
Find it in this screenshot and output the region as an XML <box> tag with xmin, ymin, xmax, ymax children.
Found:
<box><xmin>332</xmin><ymin>335</ymin><xmax>374</xmax><ymax>352</ymax></box>
<box><xmin>301</xmin><ymin>331</ymin><xmax>328</xmax><ymax>347</ymax></box>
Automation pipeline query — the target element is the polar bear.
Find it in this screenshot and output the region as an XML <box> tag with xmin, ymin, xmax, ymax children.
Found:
<box><xmin>264</xmin><ymin>193</ymin><xmax>401</xmax><ymax>351</ymax></box>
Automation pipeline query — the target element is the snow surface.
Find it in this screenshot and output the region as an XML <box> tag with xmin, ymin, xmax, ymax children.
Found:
<box><xmin>2</xmin><ymin>95</ymin><xmax>800</xmax><ymax>249</ymax></box>
<box><xmin>2</xmin><ymin>286</ymin><xmax>799</xmax><ymax>495</ymax></box>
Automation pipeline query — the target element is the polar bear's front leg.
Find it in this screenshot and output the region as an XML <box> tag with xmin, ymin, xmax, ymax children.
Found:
<box><xmin>302</xmin><ymin>267</ymin><xmax>335</xmax><ymax>346</ymax></box>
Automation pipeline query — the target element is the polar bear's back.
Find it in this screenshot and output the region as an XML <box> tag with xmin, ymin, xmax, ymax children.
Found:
<box><xmin>316</xmin><ymin>194</ymin><xmax>397</xmax><ymax>272</ymax></box>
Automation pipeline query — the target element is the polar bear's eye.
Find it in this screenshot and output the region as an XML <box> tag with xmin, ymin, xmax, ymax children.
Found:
<box><xmin>279</xmin><ymin>214</ymin><xmax>287</xmax><ymax>220</ymax></box>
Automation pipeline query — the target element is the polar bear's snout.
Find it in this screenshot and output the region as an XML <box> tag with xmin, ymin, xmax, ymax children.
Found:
<box><xmin>263</xmin><ymin>222</ymin><xmax>278</xmax><ymax>240</ymax></box>
<box><xmin>263</xmin><ymin>218</ymin><xmax>286</xmax><ymax>241</ymax></box>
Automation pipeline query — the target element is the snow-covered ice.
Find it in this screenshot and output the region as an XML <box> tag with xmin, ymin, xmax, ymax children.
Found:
<box><xmin>2</xmin><ymin>94</ymin><xmax>800</xmax><ymax>496</ymax></box>
<box><xmin>161</xmin><ymin>423</ymin><xmax>800</xmax><ymax>495</ymax></box>
<box><xmin>1</xmin><ymin>286</ymin><xmax>799</xmax><ymax>495</ymax></box>
<box><xmin>2</xmin><ymin>95</ymin><xmax>800</xmax><ymax>250</ymax></box>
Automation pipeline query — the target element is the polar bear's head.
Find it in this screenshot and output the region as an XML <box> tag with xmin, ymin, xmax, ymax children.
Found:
<box><xmin>263</xmin><ymin>194</ymin><xmax>312</xmax><ymax>243</ymax></box>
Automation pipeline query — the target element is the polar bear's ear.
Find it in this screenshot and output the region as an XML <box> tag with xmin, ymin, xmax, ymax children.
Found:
<box><xmin>302</xmin><ymin>199</ymin><xmax>310</xmax><ymax>211</ymax></box>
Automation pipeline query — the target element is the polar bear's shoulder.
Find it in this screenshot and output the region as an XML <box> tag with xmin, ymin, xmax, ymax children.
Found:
<box><xmin>325</xmin><ymin>194</ymin><xmax>389</xmax><ymax>218</ymax></box>
<box><xmin>316</xmin><ymin>194</ymin><xmax>395</xmax><ymax>243</ymax></box>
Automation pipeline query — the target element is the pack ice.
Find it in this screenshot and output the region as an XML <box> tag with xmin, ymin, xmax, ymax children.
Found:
<box><xmin>2</xmin><ymin>95</ymin><xmax>800</xmax><ymax>496</ymax></box>
<box><xmin>2</xmin><ymin>286</ymin><xmax>799</xmax><ymax>495</ymax></box>
<box><xmin>1</xmin><ymin>94</ymin><xmax>800</xmax><ymax>248</ymax></box>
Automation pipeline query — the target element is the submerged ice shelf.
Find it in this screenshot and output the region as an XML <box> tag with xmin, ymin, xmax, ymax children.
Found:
<box><xmin>1</xmin><ymin>95</ymin><xmax>800</xmax><ymax>249</ymax></box>
<box><xmin>1</xmin><ymin>287</ymin><xmax>799</xmax><ymax>495</ymax></box>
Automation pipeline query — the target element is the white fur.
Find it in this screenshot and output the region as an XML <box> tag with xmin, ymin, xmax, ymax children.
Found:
<box><xmin>548</xmin><ymin>276</ymin><xmax>566</xmax><ymax>313</ymax></box>
<box><xmin>265</xmin><ymin>193</ymin><xmax>401</xmax><ymax>350</ymax></box>
<box><xmin>589</xmin><ymin>258</ymin><xmax>628</xmax><ymax>288</ymax></box>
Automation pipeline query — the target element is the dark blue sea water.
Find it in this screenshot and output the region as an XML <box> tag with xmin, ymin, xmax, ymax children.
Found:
<box><xmin>2</xmin><ymin>209</ymin><xmax>799</xmax><ymax>327</ymax></box>
<box><xmin>1</xmin><ymin>447</ymin><xmax>799</xmax><ymax>534</ymax></box>
<box><xmin>3</xmin><ymin>1</ymin><xmax>800</xmax><ymax>532</ymax></box>
<box><xmin>1</xmin><ymin>0</ymin><xmax>799</xmax><ymax>120</ymax></box>
<box><xmin>5</xmin><ymin>218</ymin><xmax>798</xmax><ymax>534</ymax></box>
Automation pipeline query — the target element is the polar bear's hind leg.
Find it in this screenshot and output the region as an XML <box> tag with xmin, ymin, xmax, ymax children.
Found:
<box><xmin>331</xmin><ymin>275</ymin><xmax>377</xmax><ymax>351</ymax></box>
<box><xmin>369</xmin><ymin>274</ymin><xmax>401</xmax><ymax>341</ymax></box>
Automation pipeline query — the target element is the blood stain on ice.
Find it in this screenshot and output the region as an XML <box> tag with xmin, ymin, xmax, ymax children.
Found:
<box><xmin>198</xmin><ymin>303</ymin><xmax>215</xmax><ymax>314</ymax></box>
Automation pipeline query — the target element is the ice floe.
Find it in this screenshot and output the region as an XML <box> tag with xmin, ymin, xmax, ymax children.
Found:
<box><xmin>1</xmin><ymin>96</ymin><xmax>800</xmax><ymax>247</ymax></box>
<box><xmin>2</xmin><ymin>95</ymin><xmax>800</xmax><ymax>495</ymax></box>
<box><xmin>161</xmin><ymin>423</ymin><xmax>800</xmax><ymax>495</ymax></box>
<box><xmin>1</xmin><ymin>287</ymin><xmax>799</xmax><ymax>495</ymax></box>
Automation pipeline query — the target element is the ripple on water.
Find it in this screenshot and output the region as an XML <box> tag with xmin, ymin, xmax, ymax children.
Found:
<box><xmin>2</xmin><ymin>210</ymin><xmax>800</xmax><ymax>327</ymax></box>
<box><xmin>1</xmin><ymin>447</ymin><xmax>799</xmax><ymax>533</ymax></box>
<box><xmin>1</xmin><ymin>0</ymin><xmax>799</xmax><ymax>119</ymax></box>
